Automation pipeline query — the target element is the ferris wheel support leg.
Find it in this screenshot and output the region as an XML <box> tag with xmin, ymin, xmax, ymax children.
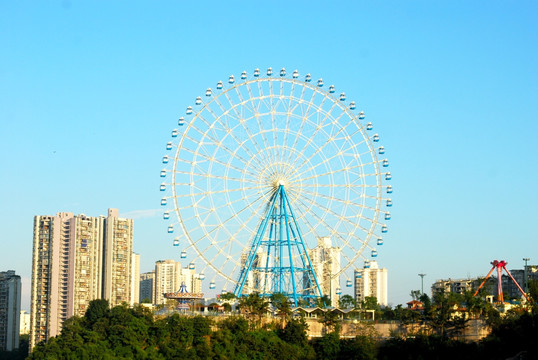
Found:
<box><xmin>262</xmin><ymin>220</ymin><xmax>276</xmax><ymax>295</ymax></box>
<box><xmin>282</xmin><ymin>187</ymin><xmax>298</xmax><ymax>306</ymax></box>
<box><xmin>279</xmin><ymin>194</ymin><xmax>284</xmax><ymax>294</ymax></box>
<box><xmin>281</xmin><ymin>187</ymin><xmax>324</xmax><ymax>300</ymax></box>
<box><xmin>234</xmin><ymin>192</ymin><xmax>280</xmax><ymax>297</ymax></box>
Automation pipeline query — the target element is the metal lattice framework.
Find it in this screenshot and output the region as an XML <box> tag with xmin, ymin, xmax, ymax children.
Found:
<box><xmin>160</xmin><ymin>67</ymin><xmax>392</xmax><ymax>299</ymax></box>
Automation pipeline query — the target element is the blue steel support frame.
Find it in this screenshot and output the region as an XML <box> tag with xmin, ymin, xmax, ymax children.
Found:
<box><xmin>234</xmin><ymin>185</ymin><xmax>323</xmax><ymax>305</ymax></box>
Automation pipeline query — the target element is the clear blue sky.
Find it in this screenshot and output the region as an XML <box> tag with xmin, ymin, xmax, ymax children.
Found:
<box><xmin>1</xmin><ymin>1</ymin><xmax>536</xmax><ymax>310</ymax></box>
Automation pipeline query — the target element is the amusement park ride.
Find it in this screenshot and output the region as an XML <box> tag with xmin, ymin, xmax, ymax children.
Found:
<box><xmin>473</xmin><ymin>260</ymin><xmax>529</xmax><ymax>304</ymax></box>
<box><xmin>160</xmin><ymin>67</ymin><xmax>392</xmax><ymax>305</ymax></box>
<box><xmin>164</xmin><ymin>282</ymin><xmax>204</xmax><ymax>311</ymax></box>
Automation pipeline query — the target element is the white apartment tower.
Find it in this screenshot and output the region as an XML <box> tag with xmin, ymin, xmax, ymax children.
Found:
<box><xmin>102</xmin><ymin>208</ymin><xmax>133</xmax><ymax>307</ymax></box>
<box><xmin>354</xmin><ymin>260</ymin><xmax>388</xmax><ymax>306</ymax></box>
<box><xmin>0</xmin><ymin>271</ymin><xmax>21</xmax><ymax>351</ymax></box>
<box><xmin>308</xmin><ymin>237</ymin><xmax>341</xmax><ymax>306</ymax></box>
<box><xmin>30</xmin><ymin>209</ymin><xmax>133</xmax><ymax>350</ymax></box>
<box><xmin>130</xmin><ymin>253</ymin><xmax>140</xmax><ymax>306</ymax></box>
<box><xmin>153</xmin><ymin>260</ymin><xmax>183</xmax><ymax>305</ymax></box>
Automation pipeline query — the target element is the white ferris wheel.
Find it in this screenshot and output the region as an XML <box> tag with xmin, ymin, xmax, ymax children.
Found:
<box><xmin>160</xmin><ymin>67</ymin><xmax>392</xmax><ymax>302</ymax></box>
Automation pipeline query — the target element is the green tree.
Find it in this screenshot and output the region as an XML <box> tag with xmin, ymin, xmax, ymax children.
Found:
<box><xmin>428</xmin><ymin>290</ymin><xmax>468</xmax><ymax>339</ymax></box>
<box><xmin>239</xmin><ymin>292</ymin><xmax>270</xmax><ymax>329</ymax></box>
<box><xmin>338</xmin><ymin>294</ymin><xmax>356</xmax><ymax>309</ymax></box>
<box><xmin>360</xmin><ymin>296</ymin><xmax>380</xmax><ymax>311</ymax></box>
<box><xmin>220</xmin><ymin>292</ymin><xmax>236</xmax><ymax>301</ymax></box>
<box><xmin>270</xmin><ymin>292</ymin><xmax>292</xmax><ymax>327</ymax></box>
<box><xmin>84</xmin><ymin>298</ymin><xmax>110</xmax><ymax>324</ymax></box>
<box><xmin>319</xmin><ymin>309</ymin><xmax>341</xmax><ymax>334</ymax></box>
<box><xmin>277</xmin><ymin>317</ymin><xmax>309</xmax><ymax>346</ymax></box>
<box><xmin>338</xmin><ymin>335</ymin><xmax>377</xmax><ymax>360</ymax></box>
<box><xmin>315</xmin><ymin>295</ymin><xmax>332</xmax><ymax>309</ymax></box>
<box><xmin>410</xmin><ymin>290</ymin><xmax>421</xmax><ymax>301</ymax></box>
<box><xmin>313</xmin><ymin>332</ymin><xmax>340</xmax><ymax>360</ymax></box>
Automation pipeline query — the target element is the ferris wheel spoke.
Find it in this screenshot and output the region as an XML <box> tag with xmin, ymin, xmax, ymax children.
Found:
<box><xmin>291</xmin><ymin>110</ymin><xmax>357</xmax><ymax>174</ymax></box>
<box><xmin>299</xmin><ymin>160</ymin><xmax>380</xmax><ymax>183</ymax></box>
<box><xmin>292</xmin><ymin>143</ymin><xmax>360</xmax><ymax>181</ymax></box>
<box><xmin>219</xmin><ymin>89</ymin><xmax>271</xmax><ymax>167</ymax></box>
<box><xmin>284</xmin><ymin>83</ymin><xmax>313</xmax><ymax>166</ymax></box>
<box><xmin>253</xmin><ymin>81</ymin><xmax>273</xmax><ymax>153</ymax></box>
<box><xmin>294</xmin><ymin>197</ymin><xmax>372</xmax><ymax>269</ymax></box>
<box><xmin>180</xmin><ymin>195</ymin><xmax>269</xmax><ymax>265</ymax></box>
<box><xmin>298</xmin><ymin>188</ymin><xmax>376</xmax><ymax>236</ymax></box>
<box><xmin>293</xmin><ymin>194</ymin><xmax>349</xmax><ymax>244</ymax></box>
<box><xmin>173</xmin><ymin>185</ymin><xmax>264</xmax><ymax>199</ymax></box>
<box><xmin>188</xmin><ymin>191</ymin><xmax>271</xmax><ymax>271</ymax></box>
<box><xmin>195</xmin><ymin>114</ymin><xmax>258</xmax><ymax>168</ymax></box>
<box><xmin>180</xmin><ymin>137</ymin><xmax>259</xmax><ymax>178</ymax></box>
<box><xmin>174</xmin><ymin>170</ymin><xmax>257</xmax><ymax>184</ymax></box>
<box><xmin>203</xmin><ymin>104</ymin><xmax>264</xmax><ymax>168</ymax></box>
<box><xmin>228</xmin><ymin>88</ymin><xmax>270</xmax><ymax>163</ymax></box>
<box><xmin>288</xmin><ymin>99</ymin><xmax>339</xmax><ymax>171</ymax></box>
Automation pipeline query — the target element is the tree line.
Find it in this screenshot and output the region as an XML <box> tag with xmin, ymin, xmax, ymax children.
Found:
<box><xmin>22</xmin><ymin>283</ymin><xmax>538</xmax><ymax>360</ymax></box>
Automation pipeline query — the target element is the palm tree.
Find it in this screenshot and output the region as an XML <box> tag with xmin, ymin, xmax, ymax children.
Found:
<box><xmin>270</xmin><ymin>293</ymin><xmax>292</xmax><ymax>327</ymax></box>
<box><xmin>239</xmin><ymin>292</ymin><xmax>270</xmax><ymax>329</ymax></box>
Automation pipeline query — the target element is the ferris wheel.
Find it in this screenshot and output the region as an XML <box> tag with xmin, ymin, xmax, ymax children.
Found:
<box><xmin>160</xmin><ymin>67</ymin><xmax>392</xmax><ymax>303</ymax></box>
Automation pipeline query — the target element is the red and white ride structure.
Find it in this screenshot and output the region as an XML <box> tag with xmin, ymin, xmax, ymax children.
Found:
<box><xmin>473</xmin><ymin>260</ymin><xmax>529</xmax><ymax>303</ymax></box>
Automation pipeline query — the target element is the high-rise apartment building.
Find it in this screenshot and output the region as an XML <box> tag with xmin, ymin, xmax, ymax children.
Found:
<box><xmin>153</xmin><ymin>260</ymin><xmax>183</xmax><ymax>305</ymax></box>
<box><xmin>0</xmin><ymin>270</ymin><xmax>21</xmax><ymax>351</ymax></box>
<box><xmin>308</xmin><ymin>237</ymin><xmax>341</xmax><ymax>306</ymax></box>
<box><xmin>102</xmin><ymin>208</ymin><xmax>133</xmax><ymax>307</ymax></box>
<box><xmin>354</xmin><ymin>260</ymin><xmax>388</xmax><ymax>306</ymax></box>
<box><xmin>30</xmin><ymin>209</ymin><xmax>133</xmax><ymax>350</ymax></box>
<box><xmin>139</xmin><ymin>271</ymin><xmax>154</xmax><ymax>303</ymax></box>
<box><xmin>153</xmin><ymin>260</ymin><xmax>202</xmax><ymax>305</ymax></box>
<box><xmin>131</xmin><ymin>253</ymin><xmax>140</xmax><ymax>306</ymax></box>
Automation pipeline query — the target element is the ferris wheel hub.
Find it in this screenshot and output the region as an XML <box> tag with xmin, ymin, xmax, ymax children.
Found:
<box><xmin>273</xmin><ymin>179</ymin><xmax>286</xmax><ymax>188</ymax></box>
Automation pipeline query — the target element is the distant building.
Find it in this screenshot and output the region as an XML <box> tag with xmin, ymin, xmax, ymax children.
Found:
<box><xmin>102</xmin><ymin>208</ymin><xmax>134</xmax><ymax>307</ymax></box>
<box><xmin>432</xmin><ymin>278</ymin><xmax>474</xmax><ymax>295</ymax></box>
<box><xmin>431</xmin><ymin>265</ymin><xmax>538</xmax><ymax>301</ymax></box>
<box><xmin>354</xmin><ymin>261</ymin><xmax>388</xmax><ymax>306</ymax></box>
<box><xmin>238</xmin><ymin>251</ymin><xmax>269</xmax><ymax>295</ymax></box>
<box><xmin>499</xmin><ymin>265</ymin><xmax>538</xmax><ymax>299</ymax></box>
<box><xmin>30</xmin><ymin>209</ymin><xmax>133</xmax><ymax>350</ymax></box>
<box><xmin>131</xmin><ymin>253</ymin><xmax>140</xmax><ymax>305</ymax></box>
<box><xmin>308</xmin><ymin>237</ymin><xmax>341</xmax><ymax>306</ymax></box>
<box><xmin>19</xmin><ymin>310</ymin><xmax>30</xmax><ymax>335</ymax></box>
<box><xmin>153</xmin><ymin>260</ymin><xmax>202</xmax><ymax>305</ymax></box>
<box><xmin>0</xmin><ymin>270</ymin><xmax>21</xmax><ymax>351</ymax></box>
<box><xmin>139</xmin><ymin>271</ymin><xmax>154</xmax><ymax>303</ymax></box>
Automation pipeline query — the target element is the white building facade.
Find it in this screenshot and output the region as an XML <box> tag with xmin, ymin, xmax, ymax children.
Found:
<box><xmin>354</xmin><ymin>261</ymin><xmax>388</xmax><ymax>306</ymax></box>
<box><xmin>130</xmin><ymin>253</ymin><xmax>140</xmax><ymax>306</ymax></box>
<box><xmin>153</xmin><ymin>260</ymin><xmax>202</xmax><ymax>305</ymax></box>
<box><xmin>308</xmin><ymin>237</ymin><xmax>341</xmax><ymax>306</ymax></box>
